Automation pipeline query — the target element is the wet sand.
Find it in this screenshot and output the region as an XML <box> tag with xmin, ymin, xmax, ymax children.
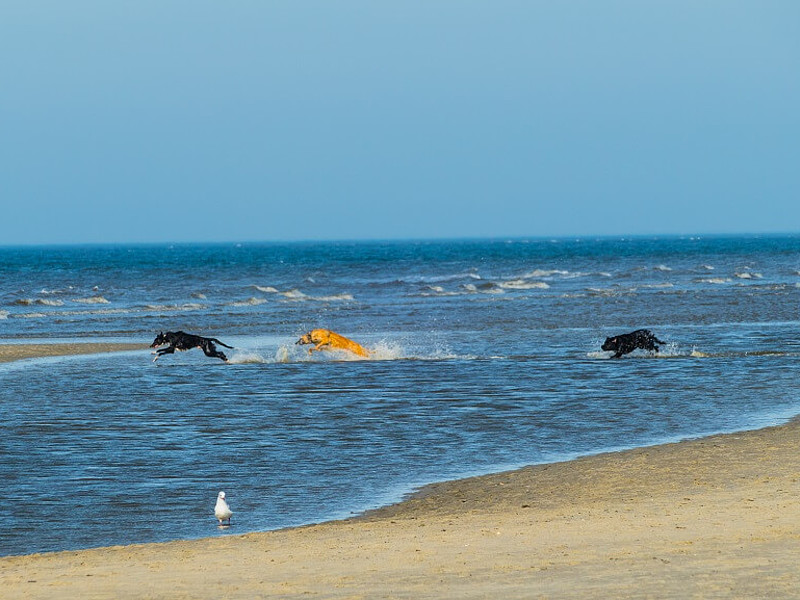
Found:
<box><xmin>0</xmin><ymin>343</ymin><xmax>145</xmax><ymax>363</ymax></box>
<box><xmin>2</xmin><ymin>344</ymin><xmax>799</xmax><ymax>598</ymax></box>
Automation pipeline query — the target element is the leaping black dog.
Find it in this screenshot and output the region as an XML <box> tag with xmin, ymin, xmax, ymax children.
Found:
<box><xmin>150</xmin><ymin>331</ymin><xmax>233</xmax><ymax>362</ymax></box>
<box><xmin>601</xmin><ymin>329</ymin><xmax>665</xmax><ymax>359</ymax></box>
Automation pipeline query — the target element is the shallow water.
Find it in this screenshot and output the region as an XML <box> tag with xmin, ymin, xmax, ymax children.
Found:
<box><xmin>1</xmin><ymin>235</ymin><xmax>799</xmax><ymax>555</ymax></box>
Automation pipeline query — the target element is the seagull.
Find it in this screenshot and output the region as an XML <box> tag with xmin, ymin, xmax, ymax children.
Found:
<box><xmin>215</xmin><ymin>491</ymin><xmax>233</xmax><ymax>525</ymax></box>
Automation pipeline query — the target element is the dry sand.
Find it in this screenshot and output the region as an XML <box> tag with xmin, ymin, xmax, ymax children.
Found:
<box><xmin>1</xmin><ymin>344</ymin><xmax>799</xmax><ymax>599</ymax></box>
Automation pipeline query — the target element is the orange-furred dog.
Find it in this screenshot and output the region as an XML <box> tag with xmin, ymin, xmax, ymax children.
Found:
<box><xmin>296</xmin><ymin>329</ymin><xmax>370</xmax><ymax>358</ymax></box>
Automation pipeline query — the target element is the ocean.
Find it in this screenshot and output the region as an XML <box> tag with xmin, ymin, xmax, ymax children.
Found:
<box><xmin>1</xmin><ymin>235</ymin><xmax>799</xmax><ymax>556</ymax></box>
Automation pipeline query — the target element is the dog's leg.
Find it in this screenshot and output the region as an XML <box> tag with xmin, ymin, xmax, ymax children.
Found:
<box><xmin>202</xmin><ymin>342</ymin><xmax>228</xmax><ymax>361</ymax></box>
<box><xmin>153</xmin><ymin>346</ymin><xmax>176</xmax><ymax>362</ymax></box>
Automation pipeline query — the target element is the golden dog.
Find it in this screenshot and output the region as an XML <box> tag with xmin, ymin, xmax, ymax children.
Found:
<box><xmin>296</xmin><ymin>329</ymin><xmax>370</xmax><ymax>358</ymax></box>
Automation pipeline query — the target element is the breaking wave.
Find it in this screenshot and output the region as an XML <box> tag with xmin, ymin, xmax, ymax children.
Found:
<box><xmin>73</xmin><ymin>296</ymin><xmax>111</xmax><ymax>304</ymax></box>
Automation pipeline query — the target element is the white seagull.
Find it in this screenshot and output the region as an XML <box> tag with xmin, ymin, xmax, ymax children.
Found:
<box><xmin>215</xmin><ymin>491</ymin><xmax>233</xmax><ymax>525</ymax></box>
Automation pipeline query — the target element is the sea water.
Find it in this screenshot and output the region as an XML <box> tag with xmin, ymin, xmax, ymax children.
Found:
<box><xmin>1</xmin><ymin>235</ymin><xmax>799</xmax><ymax>555</ymax></box>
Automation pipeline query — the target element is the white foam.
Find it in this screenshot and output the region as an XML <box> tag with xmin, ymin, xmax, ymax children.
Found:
<box><xmin>499</xmin><ymin>279</ymin><xmax>550</xmax><ymax>290</ymax></box>
<box><xmin>400</xmin><ymin>272</ymin><xmax>481</xmax><ymax>284</ymax></box>
<box><xmin>226</xmin><ymin>349</ymin><xmax>274</xmax><ymax>364</ymax></box>
<box><xmin>253</xmin><ymin>285</ymin><xmax>279</xmax><ymax>293</ymax></box>
<box><xmin>698</xmin><ymin>277</ymin><xmax>731</xmax><ymax>284</ymax></box>
<box><xmin>145</xmin><ymin>303</ymin><xmax>206</xmax><ymax>312</ymax></box>
<box><xmin>523</xmin><ymin>269</ymin><xmax>569</xmax><ymax>278</ymax></box>
<box><xmin>0</xmin><ymin>310</ymin><xmax>8</xmax><ymax>319</ymax></box>
<box><xmin>37</xmin><ymin>299</ymin><xmax>65</xmax><ymax>306</ymax></box>
<box><xmin>229</xmin><ymin>297</ymin><xmax>268</xmax><ymax>307</ymax></box>
<box><xmin>313</xmin><ymin>293</ymin><xmax>355</xmax><ymax>302</ymax></box>
<box><xmin>280</xmin><ymin>289</ymin><xmax>308</xmax><ymax>300</ymax></box>
<box><xmin>73</xmin><ymin>296</ymin><xmax>110</xmax><ymax>304</ymax></box>
<box><xmin>365</xmin><ymin>340</ymin><xmax>407</xmax><ymax>360</ymax></box>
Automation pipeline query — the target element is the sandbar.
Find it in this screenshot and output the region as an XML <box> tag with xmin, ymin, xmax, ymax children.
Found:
<box><xmin>0</xmin><ymin>343</ymin><xmax>145</xmax><ymax>363</ymax></box>
<box><xmin>1</xmin><ymin>343</ymin><xmax>799</xmax><ymax>598</ymax></box>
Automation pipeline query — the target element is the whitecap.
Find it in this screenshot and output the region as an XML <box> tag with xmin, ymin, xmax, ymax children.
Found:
<box><xmin>144</xmin><ymin>303</ymin><xmax>206</xmax><ymax>312</ymax></box>
<box><xmin>654</xmin><ymin>265</ymin><xmax>673</xmax><ymax>272</ymax></box>
<box><xmin>499</xmin><ymin>279</ymin><xmax>550</xmax><ymax>290</ymax></box>
<box><xmin>280</xmin><ymin>289</ymin><xmax>308</xmax><ymax>300</ymax></box>
<box><xmin>37</xmin><ymin>299</ymin><xmax>65</xmax><ymax>306</ymax></box>
<box><xmin>400</xmin><ymin>272</ymin><xmax>481</xmax><ymax>284</ymax></box>
<box><xmin>229</xmin><ymin>297</ymin><xmax>268</xmax><ymax>307</ymax></box>
<box><xmin>279</xmin><ymin>289</ymin><xmax>354</xmax><ymax>302</ymax></box>
<box><xmin>698</xmin><ymin>278</ymin><xmax>731</xmax><ymax>285</ymax></box>
<box><xmin>0</xmin><ymin>310</ymin><xmax>8</xmax><ymax>319</ymax></box>
<box><xmin>734</xmin><ymin>272</ymin><xmax>762</xmax><ymax>280</ymax></box>
<box><xmin>313</xmin><ymin>293</ymin><xmax>355</xmax><ymax>302</ymax></box>
<box><xmin>253</xmin><ymin>285</ymin><xmax>279</xmax><ymax>294</ymax></box>
<box><xmin>523</xmin><ymin>269</ymin><xmax>569</xmax><ymax>278</ymax></box>
<box><xmin>73</xmin><ymin>296</ymin><xmax>110</xmax><ymax>304</ymax></box>
<box><xmin>15</xmin><ymin>297</ymin><xmax>71</xmax><ymax>307</ymax></box>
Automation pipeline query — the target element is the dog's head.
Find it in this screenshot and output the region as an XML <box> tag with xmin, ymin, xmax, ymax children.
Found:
<box><xmin>151</xmin><ymin>331</ymin><xmax>169</xmax><ymax>348</ymax></box>
<box><xmin>296</xmin><ymin>331</ymin><xmax>315</xmax><ymax>346</ymax></box>
<box><xmin>601</xmin><ymin>336</ymin><xmax>618</xmax><ymax>352</ymax></box>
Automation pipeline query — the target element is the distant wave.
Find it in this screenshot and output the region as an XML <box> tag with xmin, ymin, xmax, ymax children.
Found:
<box><xmin>144</xmin><ymin>303</ymin><xmax>206</xmax><ymax>312</ymax></box>
<box><xmin>396</xmin><ymin>271</ymin><xmax>482</xmax><ymax>285</ymax></box>
<box><xmin>73</xmin><ymin>296</ymin><xmax>110</xmax><ymax>304</ymax></box>
<box><xmin>13</xmin><ymin>298</ymin><xmax>64</xmax><ymax>306</ymax></box>
<box><xmin>499</xmin><ymin>279</ymin><xmax>550</xmax><ymax>290</ymax></box>
<box><xmin>522</xmin><ymin>269</ymin><xmax>570</xmax><ymax>278</ymax></box>
<box><xmin>278</xmin><ymin>289</ymin><xmax>355</xmax><ymax>302</ymax></box>
<box><xmin>229</xmin><ymin>297</ymin><xmax>268</xmax><ymax>307</ymax></box>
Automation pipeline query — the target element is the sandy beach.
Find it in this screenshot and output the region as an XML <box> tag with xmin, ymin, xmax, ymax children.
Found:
<box><xmin>2</xmin><ymin>344</ymin><xmax>799</xmax><ymax>598</ymax></box>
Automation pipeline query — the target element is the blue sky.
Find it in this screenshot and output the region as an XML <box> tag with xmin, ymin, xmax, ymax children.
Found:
<box><xmin>1</xmin><ymin>1</ymin><xmax>798</xmax><ymax>245</ymax></box>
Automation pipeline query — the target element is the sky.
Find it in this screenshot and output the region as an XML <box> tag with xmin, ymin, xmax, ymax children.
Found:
<box><xmin>1</xmin><ymin>1</ymin><xmax>799</xmax><ymax>245</ymax></box>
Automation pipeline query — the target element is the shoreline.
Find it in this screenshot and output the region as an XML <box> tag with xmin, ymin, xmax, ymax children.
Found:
<box><xmin>3</xmin><ymin>344</ymin><xmax>800</xmax><ymax>597</ymax></box>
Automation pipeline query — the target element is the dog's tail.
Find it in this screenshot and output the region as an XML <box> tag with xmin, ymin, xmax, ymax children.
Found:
<box><xmin>211</xmin><ymin>338</ymin><xmax>234</xmax><ymax>349</ymax></box>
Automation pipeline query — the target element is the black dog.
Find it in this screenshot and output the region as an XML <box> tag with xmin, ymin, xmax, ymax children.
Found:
<box><xmin>601</xmin><ymin>329</ymin><xmax>665</xmax><ymax>359</ymax></box>
<box><xmin>150</xmin><ymin>331</ymin><xmax>233</xmax><ymax>362</ymax></box>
